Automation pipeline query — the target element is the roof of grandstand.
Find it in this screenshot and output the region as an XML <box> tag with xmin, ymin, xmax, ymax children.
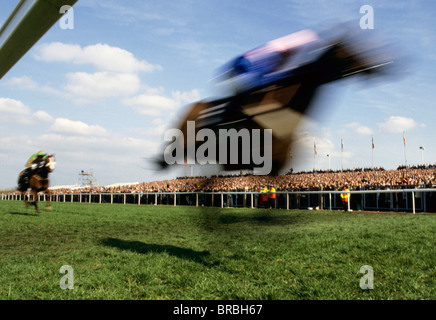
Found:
<box><xmin>49</xmin><ymin>185</ymin><xmax>79</xmax><ymax>190</ymax></box>
<box><xmin>104</xmin><ymin>182</ymin><xmax>140</xmax><ymax>188</ymax></box>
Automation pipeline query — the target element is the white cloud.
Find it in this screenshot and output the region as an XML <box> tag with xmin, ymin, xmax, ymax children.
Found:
<box><xmin>293</xmin><ymin>130</ymin><xmax>336</xmax><ymax>157</ymax></box>
<box><xmin>123</xmin><ymin>89</ymin><xmax>201</xmax><ymax>116</ymax></box>
<box><xmin>4</xmin><ymin>76</ymin><xmax>60</xmax><ymax>95</ymax></box>
<box><xmin>172</xmin><ymin>89</ymin><xmax>201</xmax><ymax>105</ymax></box>
<box><xmin>33</xmin><ymin>110</ymin><xmax>53</xmax><ymax>122</ymax></box>
<box><xmin>345</xmin><ymin>122</ymin><xmax>374</xmax><ymax>135</ymax></box>
<box><xmin>130</xmin><ymin>124</ymin><xmax>167</xmax><ymax>139</ymax></box>
<box><xmin>378</xmin><ymin>116</ymin><xmax>418</xmax><ymax>133</ymax></box>
<box><xmin>5</xmin><ymin>76</ymin><xmax>38</xmax><ymax>90</ymax></box>
<box><xmin>64</xmin><ymin>72</ymin><xmax>141</xmax><ymax>103</ymax></box>
<box><xmin>35</xmin><ymin>42</ymin><xmax>161</xmax><ymax>73</ymax></box>
<box><xmin>0</xmin><ymin>98</ymin><xmax>33</xmax><ymax>124</ymax></box>
<box><xmin>50</xmin><ymin>118</ymin><xmax>108</xmax><ymax>136</ymax></box>
<box><xmin>124</xmin><ymin>94</ymin><xmax>178</xmax><ymax>115</ymax></box>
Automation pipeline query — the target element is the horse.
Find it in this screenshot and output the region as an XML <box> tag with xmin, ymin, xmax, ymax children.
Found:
<box><xmin>17</xmin><ymin>154</ymin><xmax>56</xmax><ymax>213</ymax></box>
<box><xmin>157</xmin><ymin>24</ymin><xmax>398</xmax><ymax>175</ymax></box>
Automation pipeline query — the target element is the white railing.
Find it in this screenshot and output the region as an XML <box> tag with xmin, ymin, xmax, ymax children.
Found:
<box><xmin>2</xmin><ymin>188</ymin><xmax>436</xmax><ymax>213</ymax></box>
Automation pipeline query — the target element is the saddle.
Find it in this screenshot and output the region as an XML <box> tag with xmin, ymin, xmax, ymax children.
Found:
<box><xmin>18</xmin><ymin>167</ymin><xmax>39</xmax><ymax>192</ymax></box>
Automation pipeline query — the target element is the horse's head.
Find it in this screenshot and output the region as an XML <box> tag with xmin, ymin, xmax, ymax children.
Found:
<box><xmin>45</xmin><ymin>154</ymin><xmax>56</xmax><ymax>172</ymax></box>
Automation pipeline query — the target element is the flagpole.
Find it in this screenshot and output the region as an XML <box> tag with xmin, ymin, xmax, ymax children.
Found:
<box><xmin>420</xmin><ymin>146</ymin><xmax>425</xmax><ymax>165</ymax></box>
<box><xmin>341</xmin><ymin>138</ymin><xmax>343</xmax><ymax>172</ymax></box>
<box><xmin>403</xmin><ymin>131</ymin><xmax>407</xmax><ymax>168</ymax></box>
<box><xmin>371</xmin><ymin>136</ymin><xmax>374</xmax><ymax>169</ymax></box>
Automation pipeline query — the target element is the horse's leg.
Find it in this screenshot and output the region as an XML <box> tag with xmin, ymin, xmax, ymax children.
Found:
<box><xmin>45</xmin><ymin>189</ymin><xmax>52</xmax><ymax>212</ymax></box>
<box><xmin>32</xmin><ymin>189</ymin><xmax>39</xmax><ymax>213</ymax></box>
<box><xmin>22</xmin><ymin>192</ymin><xmax>29</xmax><ymax>208</ymax></box>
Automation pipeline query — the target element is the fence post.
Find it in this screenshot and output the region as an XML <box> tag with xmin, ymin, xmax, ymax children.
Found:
<box><xmin>329</xmin><ymin>192</ymin><xmax>332</xmax><ymax>210</ymax></box>
<box><xmin>251</xmin><ymin>193</ymin><xmax>254</xmax><ymax>209</ymax></box>
<box><xmin>286</xmin><ymin>193</ymin><xmax>289</xmax><ymax>210</ymax></box>
<box><xmin>221</xmin><ymin>193</ymin><xmax>223</xmax><ymax>208</ymax></box>
<box><xmin>174</xmin><ymin>192</ymin><xmax>176</xmax><ymax>206</ymax></box>
<box><xmin>412</xmin><ymin>191</ymin><xmax>415</xmax><ymax>214</ymax></box>
<box><xmin>196</xmin><ymin>193</ymin><xmax>199</xmax><ymax>207</ymax></box>
<box><xmin>155</xmin><ymin>193</ymin><xmax>157</xmax><ymax>205</ymax></box>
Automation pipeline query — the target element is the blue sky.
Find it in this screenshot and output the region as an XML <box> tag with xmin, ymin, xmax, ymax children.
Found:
<box><xmin>0</xmin><ymin>0</ymin><xmax>435</xmax><ymax>188</ymax></box>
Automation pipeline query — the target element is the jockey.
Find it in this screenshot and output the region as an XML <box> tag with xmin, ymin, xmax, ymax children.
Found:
<box><xmin>217</xmin><ymin>29</ymin><xmax>322</xmax><ymax>93</ymax></box>
<box><xmin>26</xmin><ymin>150</ymin><xmax>48</xmax><ymax>169</ymax></box>
<box><xmin>22</xmin><ymin>151</ymin><xmax>47</xmax><ymax>184</ymax></box>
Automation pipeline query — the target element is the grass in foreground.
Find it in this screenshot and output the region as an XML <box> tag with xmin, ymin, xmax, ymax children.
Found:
<box><xmin>0</xmin><ymin>200</ymin><xmax>434</xmax><ymax>300</ymax></box>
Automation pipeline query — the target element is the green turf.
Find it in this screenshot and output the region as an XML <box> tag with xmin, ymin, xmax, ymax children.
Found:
<box><xmin>0</xmin><ymin>200</ymin><xmax>434</xmax><ymax>300</ymax></box>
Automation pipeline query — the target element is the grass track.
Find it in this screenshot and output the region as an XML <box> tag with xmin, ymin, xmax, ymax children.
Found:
<box><xmin>0</xmin><ymin>200</ymin><xmax>434</xmax><ymax>300</ymax></box>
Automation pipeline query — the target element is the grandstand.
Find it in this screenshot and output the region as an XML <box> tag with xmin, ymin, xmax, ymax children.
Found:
<box><xmin>40</xmin><ymin>165</ymin><xmax>436</xmax><ymax>194</ymax></box>
<box><xmin>4</xmin><ymin>165</ymin><xmax>436</xmax><ymax>213</ymax></box>
<box><xmin>5</xmin><ymin>165</ymin><xmax>436</xmax><ymax>195</ymax></box>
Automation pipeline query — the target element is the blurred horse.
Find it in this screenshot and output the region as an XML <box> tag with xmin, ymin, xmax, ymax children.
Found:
<box><xmin>17</xmin><ymin>154</ymin><xmax>56</xmax><ymax>213</ymax></box>
<box><xmin>157</xmin><ymin>24</ymin><xmax>399</xmax><ymax>175</ymax></box>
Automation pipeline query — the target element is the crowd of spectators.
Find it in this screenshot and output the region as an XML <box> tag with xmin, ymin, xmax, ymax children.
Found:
<box><xmin>26</xmin><ymin>165</ymin><xmax>436</xmax><ymax>195</ymax></box>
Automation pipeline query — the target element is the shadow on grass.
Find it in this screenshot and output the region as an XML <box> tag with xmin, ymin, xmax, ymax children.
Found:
<box><xmin>8</xmin><ymin>211</ymin><xmax>38</xmax><ymax>216</ymax></box>
<box><xmin>217</xmin><ymin>212</ymin><xmax>306</xmax><ymax>225</ymax></box>
<box><xmin>101</xmin><ymin>238</ymin><xmax>219</xmax><ymax>267</ymax></box>
<box><xmin>194</xmin><ymin>208</ymin><xmax>309</xmax><ymax>227</ymax></box>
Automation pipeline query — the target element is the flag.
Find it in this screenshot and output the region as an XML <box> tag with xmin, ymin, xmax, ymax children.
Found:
<box><xmin>403</xmin><ymin>131</ymin><xmax>406</xmax><ymax>147</ymax></box>
<box><xmin>314</xmin><ymin>142</ymin><xmax>317</xmax><ymax>155</ymax></box>
<box><xmin>372</xmin><ymin>136</ymin><xmax>374</xmax><ymax>149</ymax></box>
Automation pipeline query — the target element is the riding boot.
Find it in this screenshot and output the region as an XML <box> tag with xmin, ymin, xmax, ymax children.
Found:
<box><xmin>23</xmin><ymin>168</ymin><xmax>31</xmax><ymax>185</ymax></box>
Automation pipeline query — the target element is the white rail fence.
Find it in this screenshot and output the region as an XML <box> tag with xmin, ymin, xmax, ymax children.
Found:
<box><xmin>2</xmin><ymin>188</ymin><xmax>436</xmax><ymax>213</ymax></box>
